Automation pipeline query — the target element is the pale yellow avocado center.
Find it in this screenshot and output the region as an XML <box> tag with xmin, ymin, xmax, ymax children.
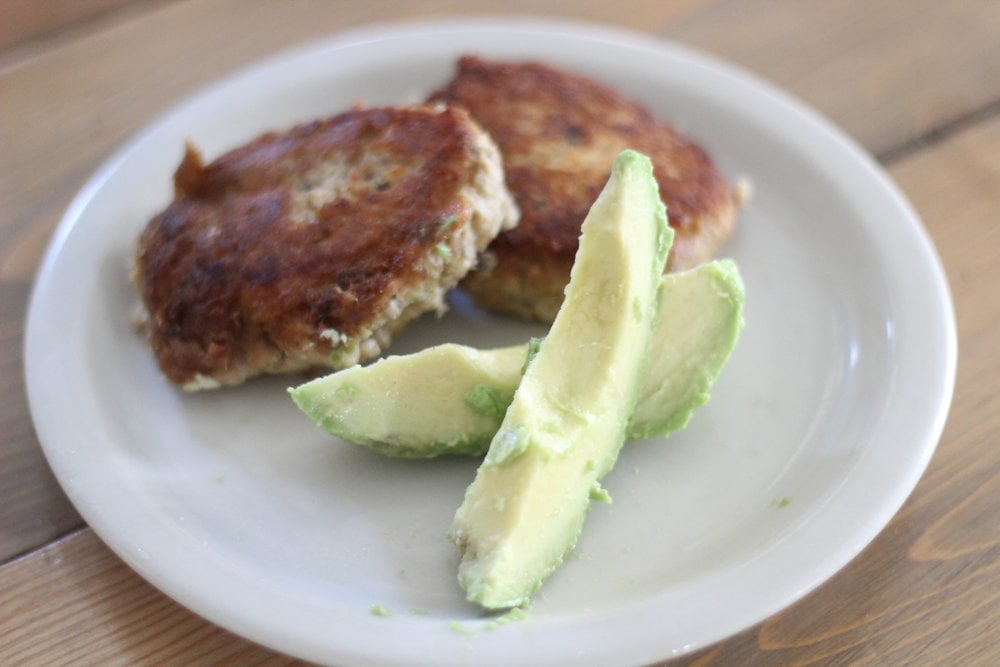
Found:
<box><xmin>449</xmin><ymin>149</ymin><xmax>672</xmax><ymax>609</ymax></box>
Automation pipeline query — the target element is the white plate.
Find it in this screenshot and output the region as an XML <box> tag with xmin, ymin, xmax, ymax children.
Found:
<box><xmin>25</xmin><ymin>18</ymin><xmax>956</xmax><ymax>667</ymax></box>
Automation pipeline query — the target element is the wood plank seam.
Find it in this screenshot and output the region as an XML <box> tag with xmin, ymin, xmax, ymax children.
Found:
<box><xmin>0</xmin><ymin>0</ymin><xmax>176</xmax><ymax>71</ymax></box>
<box><xmin>877</xmin><ymin>96</ymin><xmax>1000</xmax><ymax>165</ymax></box>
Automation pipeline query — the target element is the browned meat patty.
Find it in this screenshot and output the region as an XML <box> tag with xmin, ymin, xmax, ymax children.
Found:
<box><xmin>428</xmin><ymin>56</ymin><xmax>741</xmax><ymax>322</ymax></box>
<box><xmin>133</xmin><ymin>105</ymin><xmax>518</xmax><ymax>389</ymax></box>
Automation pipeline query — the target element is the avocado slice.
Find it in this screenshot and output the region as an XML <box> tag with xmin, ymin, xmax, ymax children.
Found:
<box><xmin>289</xmin><ymin>259</ymin><xmax>744</xmax><ymax>455</ymax></box>
<box><xmin>629</xmin><ymin>257</ymin><xmax>744</xmax><ymax>438</ymax></box>
<box><xmin>289</xmin><ymin>344</ymin><xmax>525</xmax><ymax>457</ymax></box>
<box><xmin>449</xmin><ymin>150</ymin><xmax>671</xmax><ymax>609</ymax></box>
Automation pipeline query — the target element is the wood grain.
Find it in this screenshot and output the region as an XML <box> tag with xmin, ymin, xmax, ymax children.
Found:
<box><xmin>663</xmin><ymin>0</ymin><xmax>1000</xmax><ymax>157</ymax></box>
<box><xmin>1</xmin><ymin>0</ymin><xmax>999</xmax><ymax>664</ymax></box>
<box><xmin>0</xmin><ymin>530</ymin><xmax>301</xmax><ymax>666</ymax></box>
<box><xmin>0</xmin><ymin>0</ymin><xmax>145</xmax><ymax>53</ymax></box>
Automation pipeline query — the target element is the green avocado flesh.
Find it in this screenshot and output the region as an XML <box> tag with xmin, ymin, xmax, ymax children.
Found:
<box><xmin>449</xmin><ymin>150</ymin><xmax>671</xmax><ymax>608</ymax></box>
<box><xmin>289</xmin><ymin>258</ymin><xmax>744</xmax><ymax>456</ymax></box>
<box><xmin>629</xmin><ymin>258</ymin><xmax>744</xmax><ymax>438</ymax></box>
<box><xmin>289</xmin><ymin>344</ymin><xmax>525</xmax><ymax>457</ymax></box>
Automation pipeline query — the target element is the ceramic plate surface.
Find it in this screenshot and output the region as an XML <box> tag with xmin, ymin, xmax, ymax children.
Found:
<box><xmin>25</xmin><ymin>18</ymin><xmax>956</xmax><ymax>666</ymax></box>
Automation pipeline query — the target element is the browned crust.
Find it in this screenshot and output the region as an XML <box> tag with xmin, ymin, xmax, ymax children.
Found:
<box><xmin>428</xmin><ymin>56</ymin><xmax>738</xmax><ymax>321</ymax></box>
<box><xmin>134</xmin><ymin>105</ymin><xmax>509</xmax><ymax>387</ymax></box>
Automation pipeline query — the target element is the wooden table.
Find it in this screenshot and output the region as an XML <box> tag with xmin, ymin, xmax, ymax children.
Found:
<box><xmin>2</xmin><ymin>1</ymin><xmax>997</xmax><ymax>664</ymax></box>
